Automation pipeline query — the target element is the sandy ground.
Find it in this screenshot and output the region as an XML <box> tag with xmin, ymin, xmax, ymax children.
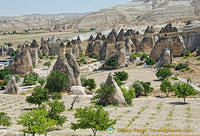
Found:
<box><xmin>0</xmin><ymin>94</ymin><xmax>200</xmax><ymax>136</ymax></box>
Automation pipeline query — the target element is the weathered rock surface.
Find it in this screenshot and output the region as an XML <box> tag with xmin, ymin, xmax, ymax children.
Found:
<box><xmin>196</xmin><ymin>46</ymin><xmax>200</xmax><ymax>56</ymax></box>
<box><xmin>0</xmin><ymin>45</ymin><xmax>16</xmax><ymax>56</ymax></box>
<box><xmin>48</xmin><ymin>36</ymin><xmax>61</xmax><ymax>56</ymax></box>
<box><xmin>181</xmin><ymin>32</ymin><xmax>200</xmax><ymax>52</ymax></box>
<box><xmin>9</xmin><ymin>43</ymin><xmax>33</xmax><ymax>76</ymax></box>
<box><xmin>138</xmin><ymin>36</ymin><xmax>154</xmax><ymax>54</ymax></box>
<box><xmin>144</xmin><ymin>26</ymin><xmax>154</xmax><ymax>35</ymax></box>
<box><xmin>156</xmin><ymin>47</ymin><xmax>173</xmax><ymax>67</ymax></box>
<box><xmin>98</xmin><ymin>73</ymin><xmax>127</xmax><ymax>105</ymax></box>
<box><xmin>4</xmin><ymin>76</ymin><xmax>18</xmax><ymax>94</ymax></box>
<box><xmin>29</xmin><ymin>39</ymin><xmax>39</xmax><ymax>66</ymax></box>
<box><xmin>150</xmin><ymin>36</ymin><xmax>186</xmax><ymax>61</ymax></box>
<box><xmin>160</xmin><ymin>23</ymin><xmax>178</xmax><ymax>33</ymax></box>
<box><xmin>53</xmin><ymin>43</ymin><xmax>81</xmax><ymax>91</ymax></box>
<box><xmin>71</xmin><ymin>86</ymin><xmax>86</xmax><ymax>95</ymax></box>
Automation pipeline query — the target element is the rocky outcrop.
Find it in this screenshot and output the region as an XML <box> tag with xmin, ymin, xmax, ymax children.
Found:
<box><xmin>48</xmin><ymin>36</ymin><xmax>61</xmax><ymax>56</ymax></box>
<box><xmin>150</xmin><ymin>36</ymin><xmax>186</xmax><ymax>61</ymax></box>
<box><xmin>160</xmin><ymin>23</ymin><xmax>178</xmax><ymax>33</ymax></box>
<box><xmin>4</xmin><ymin>76</ymin><xmax>18</xmax><ymax>94</ymax></box>
<box><xmin>40</xmin><ymin>38</ymin><xmax>49</xmax><ymax>55</ymax></box>
<box><xmin>9</xmin><ymin>43</ymin><xmax>33</xmax><ymax>76</ymax></box>
<box><xmin>0</xmin><ymin>45</ymin><xmax>16</xmax><ymax>56</ymax></box>
<box><xmin>196</xmin><ymin>46</ymin><xmax>200</xmax><ymax>56</ymax></box>
<box><xmin>156</xmin><ymin>47</ymin><xmax>173</xmax><ymax>67</ymax></box>
<box><xmin>99</xmin><ymin>73</ymin><xmax>127</xmax><ymax>105</ymax></box>
<box><xmin>144</xmin><ymin>26</ymin><xmax>154</xmax><ymax>35</ymax></box>
<box><xmin>181</xmin><ymin>32</ymin><xmax>200</xmax><ymax>52</ymax></box>
<box><xmin>53</xmin><ymin>43</ymin><xmax>81</xmax><ymax>91</ymax></box>
<box><xmin>71</xmin><ymin>86</ymin><xmax>86</xmax><ymax>95</ymax></box>
<box><xmin>116</xmin><ymin>29</ymin><xmax>125</xmax><ymax>41</ymax></box>
<box><xmin>125</xmin><ymin>38</ymin><xmax>136</xmax><ymax>55</ymax></box>
<box><xmin>29</xmin><ymin>39</ymin><xmax>39</xmax><ymax>66</ymax></box>
<box><xmin>104</xmin><ymin>42</ymin><xmax>126</xmax><ymax>69</ymax></box>
<box><xmin>88</xmin><ymin>34</ymin><xmax>94</xmax><ymax>41</ymax></box>
<box><xmin>138</xmin><ymin>36</ymin><xmax>154</xmax><ymax>54</ymax></box>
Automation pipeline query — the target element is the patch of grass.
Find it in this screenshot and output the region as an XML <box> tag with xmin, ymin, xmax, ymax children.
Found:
<box><xmin>171</xmin><ymin>76</ymin><xmax>178</xmax><ymax>80</ymax></box>
<box><xmin>145</xmin><ymin>122</ymin><xmax>149</xmax><ymax>126</ymax></box>
<box><xmin>156</xmin><ymin>103</ymin><xmax>163</xmax><ymax>111</ymax></box>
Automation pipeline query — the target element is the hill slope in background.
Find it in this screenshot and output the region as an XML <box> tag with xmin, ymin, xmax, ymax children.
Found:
<box><xmin>0</xmin><ymin>12</ymin><xmax>91</xmax><ymax>31</ymax></box>
<box><xmin>71</xmin><ymin>0</ymin><xmax>200</xmax><ymax>29</ymax></box>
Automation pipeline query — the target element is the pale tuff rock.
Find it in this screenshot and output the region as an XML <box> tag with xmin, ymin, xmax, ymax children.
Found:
<box><xmin>150</xmin><ymin>36</ymin><xmax>186</xmax><ymax>61</ymax></box>
<box><xmin>138</xmin><ymin>36</ymin><xmax>154</xmax><ymax>55</ymax></box>
<box><xmin>4</xmin><ymin>76</ymin><xmax>18</xmax><ymax>94</ymax></box>
<box><xmin>156</xmin><ymin>47</ymin><xmax>173</xmax><ymax>67</ymax></box>
<box><xmin>29</xmin><ymin>39</ymin><xmax>39</xmax><ymax>66</ymax></box>
<box><xmin>53</xmin><ymin>43</ymin><xmax>81</xmax><ymax>91</ymax></box>
<box><xmin>71</xmin><ymin>86</ymin><xmax>86</xmax><ymax>95</ymax></box>
<box><xmin>101</xmin><ymin>73</ymin><xmax>127</xmax><ymax>105</ymax></box>
<box><xmin>9</xmin><ymin>43</ymin><xmax>33</xmax><ymax>76</ymax></box>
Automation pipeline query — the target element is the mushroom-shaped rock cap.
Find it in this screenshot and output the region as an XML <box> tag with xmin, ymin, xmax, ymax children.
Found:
<box><xmin>77</xmin><ymin>35</ymin><xmax>82</xmax><ymax>43</ymax></box>
<box><xmin>95</xmin><ymin>32</ymin><xmax>102</xmax><ymax>40</ymax></box>
<box><xmin>30</xmin><ymin>39</ymin><xmax>39</xmax><ymax>48</ymax></box>
<box><xmin>116</xmin><ymin>29</ymin><xmax>125</xmax><ymax>41</ymax></box>
<box><xmin>89</xmin><ymin>34</ymin><xmax>94</xmax><ymax>41</ymax></box>
<box><xmin>60</xmin><ymin>42</ymin><xmax>66</xmax><ymax>48</ymax></box>
<box><xmin>186</xmin><ymin>20</ymin><xmax>192</xmax><ymax>25</ymax></box>
<box><xmin>144</xmin><ymin>26</ymin><xmax>154</xmax><ymax>34</ymax></box>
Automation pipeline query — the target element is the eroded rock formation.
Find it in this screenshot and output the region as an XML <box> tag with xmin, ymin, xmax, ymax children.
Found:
<box><xmin>156</xmin><ymin>47</ymin><xmax>173</xmax><ymax>67</ymax></box>
<box><xmin>53</xmin><ymin>43</ymin><xmax>81</xmax><ymax>91</ymax></box>
<box><xmin>150</xmin><ymin>36</ymin><xmax>185</xmax><ymax>61</ymax></box>
<box><xmin>4</xmin><ymin>76</ymin><xmax>18</xmax><ymax>94</ymax></box>
<box><xmin>9</xmin><ymin>43</ymin><xmax>33</xmax><ymax>76</ymax></box>
<box><xmin>98</xmin><ymin>73</ymin><xmax>127</xmax><ymax>105</ymax></box>
<box><xmin>29</xmin><ymin>39</ymin><xmax>39</xmax><ymax>66</ymax></box>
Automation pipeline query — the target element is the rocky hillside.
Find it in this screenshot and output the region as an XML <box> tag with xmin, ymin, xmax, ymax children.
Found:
<box><xmin>72</xmin><ymin>0</ymin><xmax>200</xmax><ymax>29</ymax></box>
<box><xmin>0</xmin><ymin>12</ymin><xmax>91</xmax><ymax>31</ymax></box>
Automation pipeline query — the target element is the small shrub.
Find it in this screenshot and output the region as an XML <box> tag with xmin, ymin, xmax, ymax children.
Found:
<box><xmin>185</xmin><ymin>50</ymin><xmax>191</xmax><ymax>57</ymax></box>
<box><xmin>130</xmin><ymin>53</ymin><xmax>137</xmax><ymax>60</ymax></box>
<box><xmin>23</xmin><ymin>73</ymin><xmax>39</xmax><ymax>86</ymax></box>
<box><xmin>139</xmin><ymin>81</ymin><xmax>154</xmax><ymax>96</ymax></box>
<box><xmin>197</xmin><ymin>57</ymin><xmax>200</xmax><ymax>61</ymax></box>
<box><xmin>114</xmin><ymin>76</ymin><xmax>123</xmax><ymax>86</ymax></box>
<box><xmin>37</xmin><ymin>77</ymin><xmax>46</xmax><ymax>86</ymax></box>
<box><xmin>79</xmin><ymin>52</ymin><xmax>84</xmax><ymax>58</ymax></box>
<box><xmin>0</xmin><ymin>112</ymin><xmax>12</xmax><ymax>127</ymax></box>
<box><xmin>43</xmin><ymin>61</ymin><xmax>51</xmax><ymax>69</ymax></box>
<box><xmin>175</xmin><ymin>63</ymin><xmax>189</xmax><ymax>70</ymax></box>
<box><xmin>82</xmin><ymin>78</ymin><xmax>96</xmax><ymax>91</ymax></box>
<box><xmin>160</xmin><ymin>80</ymin><xmax>173</xmax><ymax>97</ymax></box>
<box><xmin>49</xmin><ymin>56</ymin><xmax>55</xmax><ymax>60</ymax></box>
<box><xmin>121</xmin><ymin>87</ymin><xmax>135</xmax><ymax>105</ymax></box>
<box><xmin>105</xmin><ymin>56</ymin><xmax>118</xmax><ymax>67</ymax></box>
<box><xmin>92</xmin><ymin>54</ymin><xmax>99</xmax><ymax>59</ymax></box>
<box><xmin>171</xmin><ymin>76</ymin><xmax>178</xmax><ymax>80</ymax></box>
<box><xmin>145</xmin><ymin>57</ymin><xmax>156</xmax><ymax>65</ymax></box>
<box><xmin>52</xmin><ymin>92</ymin><xmax>62</xmax><ymax>100</ymax></box>
<box><xmin>163</xmin><ymin>63</ymin><xmax>176</xmax><ymax>68</ymax></box>
<box><xmin>114</xmin><ymin>71</ymin><xmax>128</xmax><ymax>81</ymax></box>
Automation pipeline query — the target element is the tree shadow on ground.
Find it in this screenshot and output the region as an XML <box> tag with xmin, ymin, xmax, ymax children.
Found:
<box><xmin>153</xmin><ymin>79</ymin><xmax>161</xmax><ymax>82</ymax></box>
<box><xmin>169</xmin><ymin>102</ymin><xmax>189</xmax><ymax>105</ymax></box>
<box><xmin>156</xmin><ymin>96</ymin><xmax>167</xmax><ymax>98</ymax></box>
<box><xmin>21</xmin><ymin>107</ymin><xmax>37</xmax><ymax>111</ymax></box>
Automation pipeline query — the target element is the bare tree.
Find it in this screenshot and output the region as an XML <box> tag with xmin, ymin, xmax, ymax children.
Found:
<box><xmin>70</xmin><ymin>95</ymin><xmax>80</xmax><ymax>110</ymax></box>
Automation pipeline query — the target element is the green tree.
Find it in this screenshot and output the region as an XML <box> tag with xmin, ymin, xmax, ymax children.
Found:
<box><xmin>0</xmin><ymin>67</ymin><xmax>11</xmax><ymax>80</ymax></box>
<box><xmin>26</xmin><ymin>86</ymin><xmax>49</xmax><ymax>107</ymax></box>
<box><xmin>139</xmin><ymin>81</ymin><xmax>154</xmax><ymax>96</ymax></box>
<box><xmin>3</xmin><ymin>74</ymin><xmax>20</xmax><ymax>85</ymax></box>
<box><xmin>156</xmin><ymin>68</ymin><xmax>172</xmax><ymax>80</ymax></box>
<box><xmin>139</xmin><ymin>52</ymin><xmax>148</xmax><ymax>61</ymax></box>
<box><xmin>71</xmin><ymin>106</ymin><xmax>116</xmax><ymax>136</ymax></box>
<box><xmin>114</xmin><ymin>71</ymin><xmax>128</xmax><ymax>81</ymax></box>
<box><xmin>37</xmin><ymin>77</ymin><xmax>46</xmax><ymax>86</ymax></box>
<box><xmin>45</xmin><ymin>71</ymin><xmax>68</xmax><ymax>93</ymax></box>
<box><xmin>121</xmin><ymin>87</ymin><xmax>135</xmax><ymax>105</ymax></box>
<box><xmin>47</xmin><ymin>100</ymin><xmax>66</xmax><ymax>126</ymax></box>
<box><xmin>185</xmin><ymin>50</ymin><xmax>191</xmax><ymax>57</ymax></box>
<box><xmin>114</xmin><ymin>76</ymin><xmax>123</xmax><ymax>86</ymax></box>
<box><xmin>92</xmin><ymin>84</ymin><xmax>116</xmax><ymax>106</ymax></box>
<box><xmin>132</xmin><ymin>81</ymin><xmax>144</xmax><ymax>97</ymax></box>
<box><xmin>17</xmin><ymin>107</ymin><xmax>56</xmax><ymax>136</ymax></box>
<box><xmin>173</xmin><ymin>82</ymin><xmax>197</xmax><ymax>104</ymax></box>
<box><xmin>145</xmin><ymin>57</ymin><xmax>156</xmax><ymax>65</ymax></box>
<box><xmin>160</xmin><ymin>80</ymin><xmax>173</xmax><ymax>97</ymax></box>
<box><xmin>52</xmin><ymin>92</ymin><xmax>62</xmax><ymax>100</ymax></box>
<box><xmin>0</xmin><ymin>112</ymin><xmax>12</xmax><ymax>127</ymax></box>
<box><xmin>43</xmin><ymin>61</ymin><xmax>51</xmax><ymax>69</ymax></box>
<box><xmin>82</xmin><ymin>78</ymin><xmax>96</xmax><ymax>91</ymax></box>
